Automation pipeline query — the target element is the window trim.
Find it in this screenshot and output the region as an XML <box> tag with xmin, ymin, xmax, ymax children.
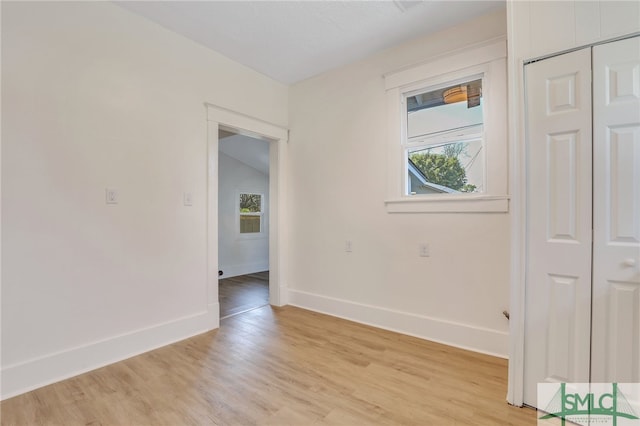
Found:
<box><xmin>384</xmin><ymin>37</ymin><xmax>508</xmax><ymax>213</ymax></box>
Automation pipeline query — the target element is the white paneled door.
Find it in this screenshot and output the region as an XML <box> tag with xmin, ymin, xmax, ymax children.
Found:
<box><xmin>591</xmin><ymin>36</ymin><xmax>640</xmax><ymax>385</ymax></box>
<box><xmin>524</xmin><ymin>48</ymin><xmax>593</xmax><ymax>406</ymax></box>
<box><xmin>524</xmin><ymin>36</ymin><xmax>640</xmax><ymax>408</ymax></box>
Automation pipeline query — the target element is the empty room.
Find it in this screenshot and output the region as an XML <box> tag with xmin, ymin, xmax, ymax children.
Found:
<box><xmin>2</xmin><ymin>1</ymin><xmax>639</xmax><ymax>425</ymax></box>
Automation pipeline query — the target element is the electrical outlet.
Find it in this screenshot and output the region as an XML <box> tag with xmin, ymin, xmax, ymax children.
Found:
<box><xmin>345</xmin><ymin>240</ymin><xmax>353</xmax><ymax>252</ymax></box>
<box><xmin>419</xmin><ymin>243</ymin><xmax>430</xmax><ymax>257</ymax></box>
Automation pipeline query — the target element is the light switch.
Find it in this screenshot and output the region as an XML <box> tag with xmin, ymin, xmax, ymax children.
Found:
<box><xmin>183</xmin><ymin>192</ymin><xmax>193</xmax><ymax>206</ymax></box>
<box><xmin>105</xmin><ymin>188</ymin><xmax>118</xmax><ymax>205</ymax></box>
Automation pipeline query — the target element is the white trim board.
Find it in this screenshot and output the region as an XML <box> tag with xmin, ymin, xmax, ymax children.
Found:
<box><xmin>384</xmin><ymin>37</ymin><xmax>506</xmax><ymax>90</ymax></box>
<box><xmin>505</xmin><ymin>1</ymin><xmax>527</xmax><ymax>407</ymax></box>
<box><xmin>205</xmin><ymin>103</ymin><xmax>288</xmax><ymax>141</ymax></box>
<box><xmin>0</xmin><ymin>308</ymin><xmax>217</xmax><ymax>400</ymax></box>
<box><xmin>288</xmin><ymin>289</ymin><xmax>508</xmax><ymax>359</ymax></box>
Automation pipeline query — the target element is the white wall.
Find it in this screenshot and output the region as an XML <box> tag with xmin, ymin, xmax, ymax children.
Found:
<box><xmin>218</xmin><ymin>152</ymin><xmax>269</xmax><ymax>278</ymax></box>
<box><xmin>509</xmin><ymin>0</ymin><xmax>640</xmax><ymax>62</ymax></box>
<box><xmin>287</xmin><ymin>9</ymin><xmax>510</xmax><ymax>356</ymax></box>
<box><xmin>1</xmin><ymin>1</ymin><xmax>287</xmax><ymax>399</ymax></box>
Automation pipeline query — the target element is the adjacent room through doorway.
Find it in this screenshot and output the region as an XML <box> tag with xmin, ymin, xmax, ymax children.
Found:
<box><xmin>218</xmin><ymin>129</ymin><xmax>271</xmax><ymax>319</ymax></box>
<box><xmin>219</xmin><ymin>271</ymin><xmax>269</xmax><ymax>319</ymax></box>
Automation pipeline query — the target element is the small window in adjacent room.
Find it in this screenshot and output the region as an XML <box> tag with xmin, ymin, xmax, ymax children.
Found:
<box><xmin>239</xmin><ymin>193</ymin><xmax>263</xmax><ymax>234</ymax></box>
<box><xmin>406</xmin><ymin>78</ymin><xmax>484</xmax><ymax>195</ymax></box>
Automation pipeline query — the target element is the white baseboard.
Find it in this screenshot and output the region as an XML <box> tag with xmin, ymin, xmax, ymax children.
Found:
<box><xmin>208</xmin><ymin>302</ymin><xmax>220</xmax><ymax>329</ymax></box>
<box><xmin>277</xmin><ymin>285</ymin><xmax>289</xmax><ymax>306</ymax></box>
<box><xmin>1</xmin><ymin>305</ymin><xmax>219</xmax><ymax>401</ymax></box>
<box><xmin>218</xmin><ymin>262</ymin><xmax>269</xmax><ymax>279</ymax></box>
<box><xmin>288</xmin><ymin>289</ymin><xmax>508</xmax><ymax>358</ymax></box>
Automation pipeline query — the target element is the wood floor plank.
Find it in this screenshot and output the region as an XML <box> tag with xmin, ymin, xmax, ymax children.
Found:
<box><xmin>0</xmin><ymin>306</ymin><xmax>536</xmax><ymax>425</ymax></box>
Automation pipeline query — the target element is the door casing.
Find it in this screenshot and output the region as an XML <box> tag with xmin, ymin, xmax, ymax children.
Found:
<box><xmin>205</xmin><ymin>103</ymin><xmax>289</xmax><ymax>330</ymax></box>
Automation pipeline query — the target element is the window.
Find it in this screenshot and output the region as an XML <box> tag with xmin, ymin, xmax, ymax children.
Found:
<box><xmin>405</xmin><ymin>78</ymin><xmax>484</xmax><ymax>195</ymax></box>
<box><xmin>239</xmin><ymin>193</ymin><xmax>263</xmax><ymax>234</ymax></box>
<box><xmin>384</xmin><ymin>39</ymin><xmax>508</xmax><ymax>213</ymax></box>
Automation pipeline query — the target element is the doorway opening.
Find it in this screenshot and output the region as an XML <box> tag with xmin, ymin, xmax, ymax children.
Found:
<box><xmin>218</xmin><ymin>129</ymin><xmax>271</xmax><ymax>319</ymax></box>
<box><xmin>205</xmin><ymin>102</ymin><xmax>288</xmax><ymax>330</ymax></box>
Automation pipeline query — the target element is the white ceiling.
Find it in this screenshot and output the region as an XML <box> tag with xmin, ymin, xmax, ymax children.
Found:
<box><xmin>219</xmin><ymin>133</ymin><xmax>270</xmax><ymax>175</ymax></box>
<box><xmin>116</xmin><ymin>1</ymin><xmax>505</xmax><ymax>84</ymax></box>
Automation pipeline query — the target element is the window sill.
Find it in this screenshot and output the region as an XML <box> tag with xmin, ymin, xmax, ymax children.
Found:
<box><xmin>385</xmin><ymin>194</ymin><xmax>509</xmax><ymax>213</ymax></box>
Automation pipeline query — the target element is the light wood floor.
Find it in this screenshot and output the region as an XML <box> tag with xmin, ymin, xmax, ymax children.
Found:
<box><xmin>219</xmin><ymin>272</ymin><xmax>269</xmax><ymax>318</ymax></box>
<box><xmin>0</xmin><ymin>306</ymin><xmax>536</xmax><ymax>425</ymax></box>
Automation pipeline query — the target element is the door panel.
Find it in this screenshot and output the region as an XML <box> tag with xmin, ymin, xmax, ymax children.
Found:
<box><xmin>524</xmin><ymin>48</ymin><xmax>593</xmax><ymax>406</ymax></box>
<box><xmin>548</xmin><ymin>131</ymin><xmax>579</xmax><ymax>241</ymax></box>
<box><xmin>591</xmin><ymin>36</ymin><xmax>640</xmax><ymax>386</ymax></box>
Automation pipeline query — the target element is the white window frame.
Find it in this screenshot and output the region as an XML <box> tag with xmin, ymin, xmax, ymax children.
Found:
<box><xmin>237</xmin><ymin>191</ymin><xmax>265</xmax><ymax>238</ymax></box>
<box><xmin>384</xmin><ymin>38</ymin><xmax>509</xmax><ymax>213</ymax></box>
